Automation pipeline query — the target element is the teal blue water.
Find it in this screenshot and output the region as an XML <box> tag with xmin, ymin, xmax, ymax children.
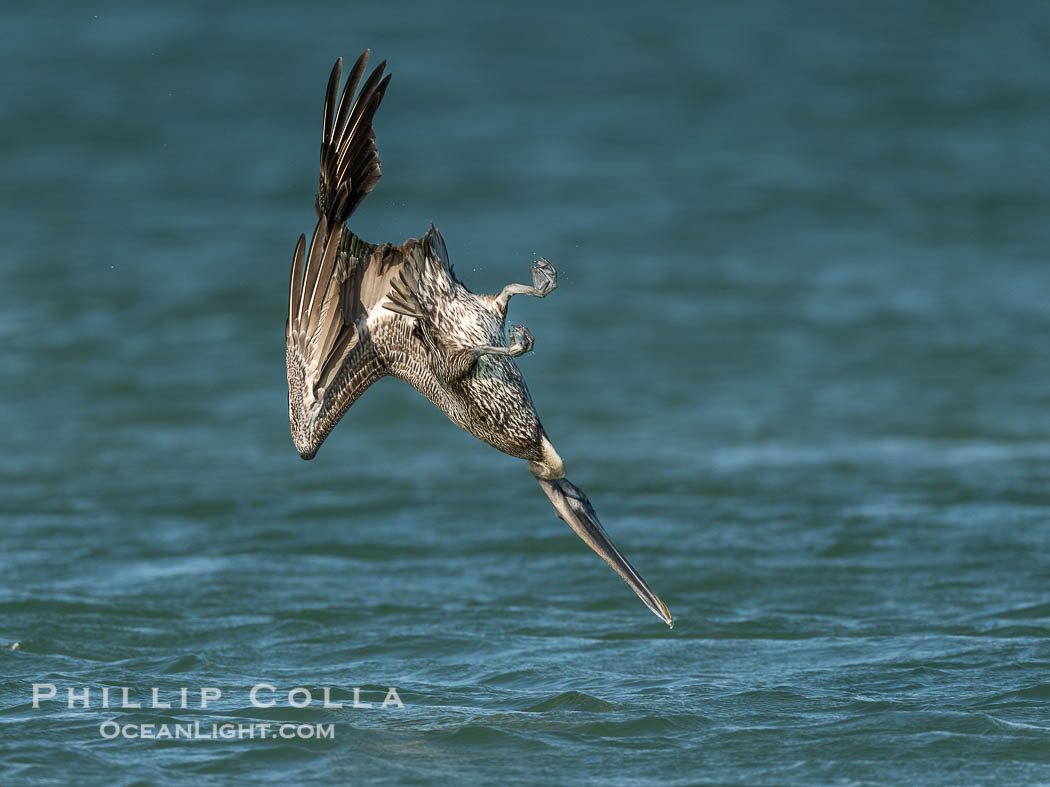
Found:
<box><xmin>4</xmin><ymin>1</ymin><xmax>1050</xmax><ymax>783</ymax></box>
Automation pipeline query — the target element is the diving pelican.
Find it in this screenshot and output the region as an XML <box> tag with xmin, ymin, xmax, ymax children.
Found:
<box><xmin>285</xmin><ymin>51</ymin><xmax>672</xmax><ymax>627</ymax></box>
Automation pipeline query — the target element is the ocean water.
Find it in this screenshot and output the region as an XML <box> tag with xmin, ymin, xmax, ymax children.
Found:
<box><xmin>3</xmin><ymin>1</ymin><xmax>1050</xmax><ymax>783</ymax></box>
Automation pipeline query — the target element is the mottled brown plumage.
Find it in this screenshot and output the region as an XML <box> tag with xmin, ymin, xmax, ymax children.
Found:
<box><xmin>285</xmin><ymin>52</ymin><xmax>673</xmax><ymax>626</ymax></box>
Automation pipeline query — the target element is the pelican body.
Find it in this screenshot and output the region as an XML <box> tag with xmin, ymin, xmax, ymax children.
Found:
<box><xmin>285</xmin><ymin>52</ymin><xmax>672</xmax><ymax>626</ymax></box>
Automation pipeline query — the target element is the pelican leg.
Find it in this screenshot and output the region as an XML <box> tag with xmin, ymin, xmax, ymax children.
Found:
<box><xmin>495</xmin><ymin>258</ymin><xmax>557</xmax><ymax>309</ymax></box>
<box><xmin>471</xmin><ymin>324</ymin><xmax>534</xmax><ymax>358</ymax></box>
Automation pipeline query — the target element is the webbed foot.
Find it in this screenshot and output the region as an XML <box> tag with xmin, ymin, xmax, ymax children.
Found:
<box><xmin>469</xmin><ymin>324</ymin><xmax>534</xmax><ymax>360</ymax></box>
<box><xmin>507</xmin><ymin>324</ymin><xmax>534</xmax><ymax>356</ymax></box>
<box><xmin>530</xmin><ymin>258</ymin><xmax>557</xmax><ymax>297</ymax></box>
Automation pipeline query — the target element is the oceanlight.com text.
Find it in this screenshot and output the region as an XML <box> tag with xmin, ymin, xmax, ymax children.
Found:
<box><xmin>98</xmin><ymin>721</ymin><xmax>335</xmax><ymax>740</ymax></box>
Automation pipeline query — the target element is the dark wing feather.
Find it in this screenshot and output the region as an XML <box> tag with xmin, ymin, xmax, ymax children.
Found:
<box><xmin>316</xmin><ymin>52</ymin><xmax>391</xmax><ymax>226</ymax></box>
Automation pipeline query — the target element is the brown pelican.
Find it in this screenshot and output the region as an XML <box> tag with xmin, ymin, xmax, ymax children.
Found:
<box><xmin>285</xmin><ymin>51</ymin><xmax>672</xmax><ymax>627</ymax></box>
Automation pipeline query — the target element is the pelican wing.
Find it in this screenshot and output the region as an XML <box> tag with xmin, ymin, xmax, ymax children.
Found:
<box><xmin>285</xmin><ymin>53</ymin><xmax>397</xmax><ymax>459</ymax></box>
